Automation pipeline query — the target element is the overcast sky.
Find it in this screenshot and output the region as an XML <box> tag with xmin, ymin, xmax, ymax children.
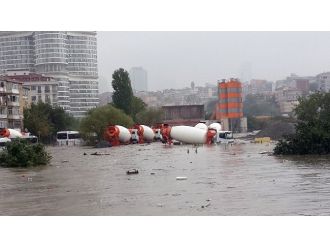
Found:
<box><xmin>97</xmin><ymin>32</ymin><xmax>330</xmax><ymax>93</ymax></box>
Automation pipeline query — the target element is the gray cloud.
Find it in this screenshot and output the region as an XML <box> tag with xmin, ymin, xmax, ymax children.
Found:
<box><xmin>98</xmin><ymin>32</ymin><xmax>330</xmax><ymax>92</ymax></box>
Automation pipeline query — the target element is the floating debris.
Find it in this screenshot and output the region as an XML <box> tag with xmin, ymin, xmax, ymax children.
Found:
<box><xmin>90</xmin><ymin>152</ymin><xmax>110</xmax><ymax>156</ymax></box>
<box><xmin>126</xmin><ymin>169</ymin><xmax>139</xmax><ymax>175</ymax></box>
<box><xmin>176</xmin><ymin>176</ymin><xmax>187</xmax><ymax>180</ymax></box>
<box><xmin>172</xmin><ymin>193</ymin><xmax>181</xmax><ymax>196</ymax></box>
<box><xmin>201</xmin><ymin>203</ymin><xmax>211</xmax><ymax>209</ymax></box>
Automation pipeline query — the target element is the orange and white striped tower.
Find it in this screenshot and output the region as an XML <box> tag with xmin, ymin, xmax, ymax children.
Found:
<box><xmin>216</xmin><ymin>78</ymin><xmax>243</xmax><ymax>131</ymax></box>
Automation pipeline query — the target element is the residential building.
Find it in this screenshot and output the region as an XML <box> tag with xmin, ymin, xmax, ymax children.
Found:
<box><xmin>248</xmin><ymin>79</ymin><xmax>273</xmax><ymax>95</ymax></box>
<box><xmin>99</xmin><ymin>91</ymin><xmax>113</xmax><ymax>106</ymax></box>
<box><xmin>130</xmin><ymin>67</ymin><xmax>148</xmax><ymax>92</ymax></box>
<box><xmin>5</xmin><ymin>71</ymin><xmax>58</xmax><ymax>106</ymax></box>
<box><xmin>134</xmin><ymin>82</ymin><xmax>218</xmax><ymax>108</ymax></box>
<box><xmin>316</xmin><ymin>72</ymin><xmax>330</xmax><ymax>92</ymax></box>
<box><xmin>0</xmin><ymin>31</ymin><xmax>99</xmax><ymax>118</ymax></box>
<box><xmin>294</xmin><ymin>79</ymin><xmax>309</xmax><ymax>93</ymax></box>
<box><xmin>275</xmin><ymin>73</ymin><xmax>313</xmax><ymax>94</ymax></box>
<box><xmin>275</xmin><ymin>86</ymin><xmax>303</xmax><ymax>115</ymax></box>
<box><xmin>0</xmin><ymin>77</ymin><xmax>27</xmax><ymax>129</ymax></box>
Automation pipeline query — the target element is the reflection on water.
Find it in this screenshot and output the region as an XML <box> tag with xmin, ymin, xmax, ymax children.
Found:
<box><xmin>1</xmin><ymin>143</ymin><xmax>330</xmax><ymax>215</ymax></box>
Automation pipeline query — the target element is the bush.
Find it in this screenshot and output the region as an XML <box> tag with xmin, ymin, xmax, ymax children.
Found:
<box><xmin>0</xmin><ymin>139</ymin><xmax>51</xmax><ymax>167</ymax></box>
<box><xmin>274</xmin><ymin>92</ymin><xmax>330</xmax><ymax>155</ymax></box>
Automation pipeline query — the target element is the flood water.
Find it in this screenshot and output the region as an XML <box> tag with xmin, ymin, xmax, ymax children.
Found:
<box><xmin>1</xmin><ymin>142</ymin><xmax>330</xmax><ymax>215</ymax></box>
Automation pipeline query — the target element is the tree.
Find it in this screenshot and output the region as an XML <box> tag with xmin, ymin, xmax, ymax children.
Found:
<box><xmin>274</xmin><ymin>92</ymin><xmax>330</xmax><ymax>155</ymax></box>
<box><xmin>135</xmin><ymin>107</ymin><xmax>164</xmax><ymax>126</ymax></box>
<box><xmin>243</xmin><ymin>94</ymin><xmax>280</xmax><ymax>117</ymax></box>
<box><xmin>79</xmin><ymin>104</ymin><xmax>134</xmax><ymax>144</ymax></box>
<box><xmin>131</xmin><ymin>96</ymin><xmax>147</xmax><ymax>121</ymax></box>
<box><xmin>205</xmin><ymin>99</ymin><xmax>217</xmax><ymax>120</ymax></box>
<box><xmin>112</xmin><ymin>68</ymin><xmax>134</xmax><ymax>115</ymax></box>
<box><xmin>23</xmin><ymin>102</ymin><xmax>77</xmax><ymax>143</ymax></box>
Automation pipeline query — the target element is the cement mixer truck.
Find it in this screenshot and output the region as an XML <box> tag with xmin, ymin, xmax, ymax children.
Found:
<box><xmin>161</xmin><ymin>124</ymin><xmax>216</xmax><ymax>145</ymax></box>
<box><xmin>0</xmin><ymin>128</ymin><xmax>23</xmax><ymax>138</ymax></box>
<box><xmin>130</xmin><ymin>124</ymin><xmax>155</xmax><ymax>144</ymax></box>
<box><xmin>104</xmin><ymin>125</ymin><xmax>131</xmax><ymax>146</ymax></box>
<box><xmin>0</xmin><ymin>128</ymin><xmax>38</xmax><ymax>144</ymax></box>
<box><xmin>194</xmin><ymin>122</ymin><xmax>208</xmax><ymax>130</ymax></box>
<box><xmin>208</xmin><ymin>123</ymin><xmax>234</xmax><ymax>144</ymax></box>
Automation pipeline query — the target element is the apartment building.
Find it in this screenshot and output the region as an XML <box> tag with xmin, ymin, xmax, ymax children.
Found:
<box><xmin>0</xmin><ymin>77</ymin><xmax>28</xmax><ymax>129</ymax></box>
<box><xmin>5</xmin><ymin>71</ymin><xmax>58</xmax><ymax>106</ymax></box>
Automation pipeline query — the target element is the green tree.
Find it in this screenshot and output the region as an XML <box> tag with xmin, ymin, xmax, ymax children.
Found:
<box><xmin>274</xmin><ymin>92</ymin><xmax>330</xmax><ymax>155</ymax></box>
<box><xmin>131</xmin><ymin>96</ymin><xmax>147</xmax><ymax>121</ymax></box>
<box><xmin>135</xmin><ymin>107</ymin><xmax>164</xmax><ymax>126</ymax></box>
<box><xmin>23</xmin><ymin>102</ymin><xmax>77</xmax><ymax>143</ymax></box>
<box><xmin>79</xmin><ymin>104</ymin><xmax>134</xmax><ymax>144</ymax></box>
<box><xmin>243</xmin><ymin>94</ymin><xmax>280</xmax><ymax>117</ymax></box>
<box><xmin>112</xmin><ymin>68</ymin><xmax>134</xmax><ymax>115</ymax></box>
<box><xmin>205</xmin><ymin>99</ymin><xmax>217</xmax><ymax>119</ymax></box>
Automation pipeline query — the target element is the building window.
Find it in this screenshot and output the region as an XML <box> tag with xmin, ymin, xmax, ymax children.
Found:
<box><xmin>7</xmin><ymin>107</ymin><xmax>12</xmax><ymax>115</ymax></box>
<box><xmin>0</xmin><ymin>107</ymin><xmax>6</xmax><ymax>115</ymax></box>
<box><xmin>45</xmin><ymin>94</ymin><xmax>51</xmax><ymax>104</ymax></box>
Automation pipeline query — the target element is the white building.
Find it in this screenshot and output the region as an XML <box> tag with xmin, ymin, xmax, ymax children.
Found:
<box><xmin>316</xmin><ymin>72</ymin><xmax>330</xmax><ymax>92</ymax></box>
<box><xmin>5</xmin><ymin>70</ymin><xmax>59</xmax><ymax>106</ymax></box>
<box><xmin>129</xmin><ymin>67</ymin><xmax>148</xmax><ymax>92</ymax></box>
<box><xmin>0</xmin><ymin>31</ymin><xmax>99</xmax><ymax>118</ymax></box>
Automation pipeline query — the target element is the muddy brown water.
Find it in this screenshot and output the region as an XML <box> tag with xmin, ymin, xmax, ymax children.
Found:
<box><xmin>1</xmin><ymin>142</ymin><xmax>330</xmax><ymax>215</ymax></box>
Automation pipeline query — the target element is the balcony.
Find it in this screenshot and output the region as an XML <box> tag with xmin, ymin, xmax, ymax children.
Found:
<box><xmin>7</xmin><ymin>101</ymin><xmax>20</xmax><ymax>107</ymax></box>
<box><xmin>6</xmin><ymin>89</ymin><xmax>20</xmax><ymax>95</ymax></box>
<box><xmin>7</xmin><ymin>114</ymin><xmax>21</xmax><ymax>120</ymax></box>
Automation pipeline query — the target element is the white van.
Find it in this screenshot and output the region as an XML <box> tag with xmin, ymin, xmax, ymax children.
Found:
<box><xmin>56</xmin><ymin>131</ymin><xmax>82</xmax><ymax>146</ymax></box>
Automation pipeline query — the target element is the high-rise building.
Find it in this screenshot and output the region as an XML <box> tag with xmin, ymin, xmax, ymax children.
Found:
<box><xmin>0</xmin><ymin>31</ymin><xmax>99</xmax><ymax>118</ymax></box>
<box><xmin>239</xmin><ymin>62</ymin><xmax>252</xmax><ymax>83</ymax></box>
<box><xmin>129</xmin><ymin>67</ymin><xmax>148</xmax><ymax>92</ymax></box>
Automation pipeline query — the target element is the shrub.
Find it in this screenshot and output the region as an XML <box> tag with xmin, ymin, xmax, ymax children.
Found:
<box><xmin>0</xmin><ymin>139</ymin><xmax>51</xmax><ymax>167</ymax></box>
<box><xmin>274</xmin><ymin>92</ymin><xmax>330</xmax><ymax>155</ymax></box>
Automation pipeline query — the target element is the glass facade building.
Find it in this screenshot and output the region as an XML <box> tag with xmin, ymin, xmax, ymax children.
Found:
<box><xmin>129</xmin><ymin>67</ymin><xmax>148</xmax><ymax>92</ymax></box>
<box><xmin>0</xmin><ymin>31</ymin><xmax>99</xmax><ymax>117</ymax></box>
